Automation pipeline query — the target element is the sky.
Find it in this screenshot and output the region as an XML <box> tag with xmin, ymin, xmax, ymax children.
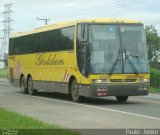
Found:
<box><xmin>0</xmin><ymin>0</ymin><xmax>160</xmax><ymax>37</ymax></box>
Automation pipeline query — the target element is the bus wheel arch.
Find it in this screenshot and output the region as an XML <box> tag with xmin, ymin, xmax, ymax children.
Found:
<box><xmin>68</xmin><ymin>76</ymin><xmax>76</xmax><ymax>95</ymax></box>
<box><xmin>20</xmin><ymin>74</ymin><xmax>24</xmax><ymax>86</ymax></box>
<box><xmin>27</xmin><ymin>74</ymin><xmax>32</xmax><ymax>83</ymax></box>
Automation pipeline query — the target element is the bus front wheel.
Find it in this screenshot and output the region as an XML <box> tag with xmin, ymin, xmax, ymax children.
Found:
<box><xmin>27</xmin><ymin>77</ymin><xmax>37</xmax><ymax>95</ymax></box>
<box><xmin>71</xmin><ymin>79</ymin><xmax>81</xmax><ymax>102</ymax></box>
<box><xmin>20</xmin><ymin>76</ymin><xmax>28</xmax><ymax>94</ymax></box>
<box><xmin>116</xmin><ymin>96</ymin><xmax>128</xmax><ymax>103</ymax></box>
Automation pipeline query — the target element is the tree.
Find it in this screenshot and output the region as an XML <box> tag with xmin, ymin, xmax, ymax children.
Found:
<box><xmin>145</xmin><ymin>25</ymin><xmax>160</xmax><ymax>68</ymax></box>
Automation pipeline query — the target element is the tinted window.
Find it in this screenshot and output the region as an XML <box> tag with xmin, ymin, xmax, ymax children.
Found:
<box><xmin>9</xmin><ymin>26</ymin><xmax>75</xmax><ymax>55</ymax></box>
<box><xmin>77</xmin><ymin>24</ymin><xmax>89</xmax><ymax>76</ymax></box>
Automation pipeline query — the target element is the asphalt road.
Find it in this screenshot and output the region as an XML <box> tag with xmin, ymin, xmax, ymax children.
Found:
<box><xmin>0</xmin><ymin>78</ymin><xmax>160</xmax><ymax>130</ymax></box>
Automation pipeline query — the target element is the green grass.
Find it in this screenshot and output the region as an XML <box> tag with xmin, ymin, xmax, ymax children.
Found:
<box><xmin>150</xmin><ymin>87</ymin><xmax>160</xmax><ymax>93</ymax></box>
<box><xmin>0</xmin><ymin>108</ymin><xmax>80</xmax><ymax>135</ymax></box>
<box><xmin>0</xmin><ymin>68</ymin><xmax>8</xmax><ymax>78</ymax></box>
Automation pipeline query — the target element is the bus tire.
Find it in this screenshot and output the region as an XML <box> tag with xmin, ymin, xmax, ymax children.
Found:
<box><xmin>71</xmin><ymin>79</ymin><xmax>81</xmax><ymax>102</ymax></box>
<box><xmin>20</xmin><ymin>76</ymin><xmax>28</xmax><ymax>94</ymax></box>
<box><xmin>116</xmin><ymin>96</ymin><xmax>128</xmax><ymax>103</ymax></box>
<box><xmin>27</xmin><ymin>77</ymin><xmax>37</xmax><ymax>95</ymax></box>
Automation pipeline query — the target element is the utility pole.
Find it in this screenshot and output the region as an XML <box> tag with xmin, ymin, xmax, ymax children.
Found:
<box><xmin>0</xmin><ymin>3</ymin><xmax>13</xmax><ymax>60</ymax></box>
<box><xmin>37</xmin><ymin>17</ymin><xmax>50</xmax><ymax>25</ymax></box>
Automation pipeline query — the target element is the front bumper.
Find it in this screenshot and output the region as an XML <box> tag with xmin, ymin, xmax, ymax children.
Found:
<box><xmin>90</xmin><ymin>83</ymin><xmax>149</xmax><ymax>97</ymax></box>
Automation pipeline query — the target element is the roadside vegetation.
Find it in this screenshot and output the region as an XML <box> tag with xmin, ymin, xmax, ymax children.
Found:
<box><xmin>145</xmin><ymin>25</ymin><xmax>160</xmax><ymax>93</ymax></box>
<box><xmin>149</xmin><ymin>87</ymin><xmax>160</xmax><ymax>93</ymax></box>
<box><xmin>0</xmin><ymin>108</ymin><xmax>80</xmax><ymax>135</ymax></box>
<box><xmin>0</xmin><ymin>68</ymin><xmax>8</xmax><ymax>78</ymax></box>
<box><xmin>150</xmin><ymin>68</ymin><xmax>160</xmax><ymax>93</ymax></box>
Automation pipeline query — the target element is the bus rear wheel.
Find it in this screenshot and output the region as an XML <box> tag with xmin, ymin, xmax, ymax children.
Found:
<box><xmin>27</xmin><ymin>77</ymin><xmax>37</xmax><ymax>95</ymax></box>
<box><xmin>71</xmin><ymin>79</ymin><xmax>81</xmax><ymax>102</ymax></box>
<box><xmin>20</xmin><ymin>76</ymin><xmax>28</xmax><ymax>94</ymax></box>
<box><xmin>116</xmin><ymin>96</ymin><xmax>128</xmax><ymax>103</ymax></box>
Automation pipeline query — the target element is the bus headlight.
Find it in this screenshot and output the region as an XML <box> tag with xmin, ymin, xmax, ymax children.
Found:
<box><xmin>92</xmin><ymin>79</ymin><xmax>109</xmax><ymax>83</ymax></box>
<box><xmin>137</xmin><ymin>78</ymin><xmax>150</xmax><ymax>83</ymax></box>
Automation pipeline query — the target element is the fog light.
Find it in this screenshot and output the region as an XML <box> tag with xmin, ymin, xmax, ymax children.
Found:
<box><xmin>139</xmin><ymin>86</ymin><xmax>149</xmax><ymax>91</ymax></box>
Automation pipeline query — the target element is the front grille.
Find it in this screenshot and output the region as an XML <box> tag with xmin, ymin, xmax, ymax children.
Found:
<box><xmin>110</xmin><ymin>79</ymin><xmax>137</xmax><ymax>82</ymax></box>
<box><xmin>110</xmin><ymin>79</ymin><xmax>122</xmax><ymax>82</ymax></box>
<box><xmin>125</xmin><ymin>79</ymin><xmax>137</xmax><ymax>82</ymax></box>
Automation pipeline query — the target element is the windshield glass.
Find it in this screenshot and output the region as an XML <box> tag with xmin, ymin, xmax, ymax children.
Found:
<box><xmin>89</xmin><ymin>24</ymin><xmax>149</xmax><ymax>74</ymax></box>
<box><xmin>120</xmin><ymin>25</ymin><xmax>149</xmax><ymax>73</ymax></box>
<box><xmin>89</xmin><ymin>25</ymin><xmax>122</xmax><ymax>74</ymax></box>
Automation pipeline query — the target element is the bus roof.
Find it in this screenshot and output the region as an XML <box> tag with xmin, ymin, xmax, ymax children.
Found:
<box><xmin>11</xmin><ymin>18</ymin><xmax>142</xmax><ymax>38</ymax></box>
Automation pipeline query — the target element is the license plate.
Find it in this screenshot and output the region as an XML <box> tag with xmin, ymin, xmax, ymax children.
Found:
<box><xmin>97</xmin><ymin>92</ymin><xmax>107</xmax><ymax>96</ymax></box>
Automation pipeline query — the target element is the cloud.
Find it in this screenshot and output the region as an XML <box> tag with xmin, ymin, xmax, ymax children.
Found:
<box><xmin>122</xmin><ymin>12</ymin><xmax>160</xmax><ymax>25</ymax></box>
<box><xmin>0</xmin><ymin>0</ymin><xmax>160</xmax><ymax>35</ymax></box>
<box><xmin>63</xmin><ymin>2</ymin><xmax>75</xmax><ymax>7</ymax></box>
<box><xmin>121</xmin><ymin>12</ymin><xmax>160</xmax><ymax>35</ymax></box>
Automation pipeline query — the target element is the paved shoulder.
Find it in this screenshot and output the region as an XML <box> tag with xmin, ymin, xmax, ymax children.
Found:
<box><xmin>0</xmin><ymin>78</ymin><xmax>8</xmax><ymax>83</ymax></box>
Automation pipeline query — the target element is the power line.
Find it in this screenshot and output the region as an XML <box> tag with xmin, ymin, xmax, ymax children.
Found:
<box><xmin>47</xmin><ymin>0</ymin><xmax>128</xmax><ymax>18</ymax></box>
<box><xmin>47</xmin><ymin>0</ymin><xmax>149</xmax><ymax>19</ymax></box>
<box><xmin>63</xmin><ymin>0</ymin><xmax>134</xmax><ymax>17</ymax></box>
<box><xmin>16</xmin><ymin>0</ymin><xmax>150</xmax><ymax>32</ymax></box>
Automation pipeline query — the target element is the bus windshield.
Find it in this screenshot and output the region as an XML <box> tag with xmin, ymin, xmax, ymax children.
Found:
<box><xmin>89</xmin><ymin>24</ymin><xmax>149</xmax><ymax>74</ymax></box>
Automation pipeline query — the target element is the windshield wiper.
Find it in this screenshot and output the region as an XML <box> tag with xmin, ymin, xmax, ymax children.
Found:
<box><xmin>124</xmin><ymin>47</ymin><xmax>138</xmax><ymax>75</ymax></box>
<box><xmin>109</xmin><ymin>48</ymin><xmax>121</xmax><ymax>75</ymax></box>
<box><xmin>130</xmin><ymin>54</ymin><xmax>140</xmax><ymax>59</ymax></box>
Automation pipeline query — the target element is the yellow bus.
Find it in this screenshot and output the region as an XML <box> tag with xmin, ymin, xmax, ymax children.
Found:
<box><xmin>8</xmin><ymin>18</ymin><xmax>150</xmax><ymax>102</ymax></box>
